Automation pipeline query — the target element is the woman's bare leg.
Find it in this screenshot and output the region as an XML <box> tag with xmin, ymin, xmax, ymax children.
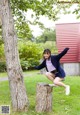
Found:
<box><xmin>44</xmin><ymin>72</ymin><xmax>55</xmax><ymax>82</ymax></box>
<box><xmin>45</xmin><ymin>73</ymin><xmax>66</xmax><ymax>88</ymax></box>
<box><xmin>44</xmin><ymin>73</ymin><xmax>70</xmax><ymax>95</ymax></box>
<box><xmin>54</xmin><ymin>77</ymin><xmax>70</xmax><ymax>95</ymax></box>
<box><xmin>54</xmin><ymin>77</ymin><xmax>66</xmax><ymax>87</ymax></box>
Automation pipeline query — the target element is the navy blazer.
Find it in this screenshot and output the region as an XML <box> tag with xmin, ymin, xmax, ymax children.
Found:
<box><xmin>36</xmin><ymin>48</ymin><xmax>69</xmax><ymax>78</ymax></box>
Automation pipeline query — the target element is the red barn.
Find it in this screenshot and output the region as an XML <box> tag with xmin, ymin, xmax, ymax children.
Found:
<box><xmin>56</xmin><ymin>22</ymin><xmax>80</xmax><ymax>75</ymax></box>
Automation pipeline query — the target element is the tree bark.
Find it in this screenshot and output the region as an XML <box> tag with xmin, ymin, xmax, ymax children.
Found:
<box><xmin>36</xmin><ymin>83</ymin><xmax>53</xmax><ymax>112</ymax></box>
<box><xmin>0</xmin><ymin>0</ymin><xmax>29</xmax><ymax>111</ymax></box>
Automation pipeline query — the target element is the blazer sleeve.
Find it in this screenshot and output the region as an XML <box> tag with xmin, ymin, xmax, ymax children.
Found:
<box><xmin>35</xmin><ymin>60</ymin><xmax>46</xmax><ymax>70</ymax></box>
<box><xmin>56</xmin><ymin>48</ymin><xmax>69</xmax><ymax>60</ymax></box>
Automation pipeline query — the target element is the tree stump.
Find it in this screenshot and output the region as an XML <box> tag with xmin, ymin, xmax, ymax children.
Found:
<box><xmin>35</xmin><ymin>83</ymin><xmax>53</xmax><ymax>112</ymax></box>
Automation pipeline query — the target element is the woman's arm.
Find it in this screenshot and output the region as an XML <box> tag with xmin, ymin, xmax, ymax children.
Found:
<box><xmin>35</xmin><ymin>60</ymin><xmax>46</xmax><ymax>70</ymax></box>
<box><xmin>56</xmin><ymin>48</ymin><xmax>69</xmax><ymax>60</ymax></box>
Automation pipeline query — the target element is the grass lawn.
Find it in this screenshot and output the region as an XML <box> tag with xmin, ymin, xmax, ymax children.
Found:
<box><xmin>0</xmin><ymin>70</ymin><xmax>38</xmax><ymax>78</ymax></box>
<box><xmin>0</xmin><ymin>71</ymin><xmax>80</xmax><ymax>115</ymax></box>
<box><xmin>0</xmin><ymin>72</ymin><xmax>7</xmax><ymax>78</ymax></box>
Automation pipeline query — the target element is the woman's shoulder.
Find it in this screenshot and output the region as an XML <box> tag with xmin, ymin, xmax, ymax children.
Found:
<box><xmin>51</xmin><ymin>55</ymin><xmax>57</xmax><ymax>58</ymax></box>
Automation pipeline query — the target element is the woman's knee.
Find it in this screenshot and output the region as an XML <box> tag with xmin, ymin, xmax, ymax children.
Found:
<box><xmin>54</xmin><ymin>77</ymin><xmax>60</xmax><ymax>85</ymax></box>
<box><xmin>45</xmin><ymin>72</ymin><xmax>50</xmax><ymax>77</ymax></box>
<box><xmin>54</xmin><ymin>79</ymin><xmax>58</xmax><ymax>85</ymax></box>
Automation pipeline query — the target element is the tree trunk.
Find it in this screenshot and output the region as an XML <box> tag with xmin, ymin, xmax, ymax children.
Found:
<box><xmin>36</xmin><ymin>83</ymin><xmax>53</xmax><ymax>112</ymax></box>
<box><xmin>0</xmin><ymin>0</ymin><xmax>29</xmax><ymax>111</ymax></box>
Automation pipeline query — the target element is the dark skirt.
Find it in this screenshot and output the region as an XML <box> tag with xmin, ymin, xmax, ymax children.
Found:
<box><xmin>51</xmin><ymin>70</ymin><xmax>66</xmax><ymax>78</ymax></box>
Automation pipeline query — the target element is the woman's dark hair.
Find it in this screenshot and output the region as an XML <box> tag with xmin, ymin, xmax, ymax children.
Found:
<box><xmin>43</xmin><ymin>49</ymin><xmax>51</xmax><ymax>55</ymax></box>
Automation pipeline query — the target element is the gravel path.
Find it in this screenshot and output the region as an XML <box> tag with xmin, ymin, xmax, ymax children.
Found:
<box><xmin>0</xmin><ymin>77</ymin><xmax>8</xmax><ymax>81</ymax></box>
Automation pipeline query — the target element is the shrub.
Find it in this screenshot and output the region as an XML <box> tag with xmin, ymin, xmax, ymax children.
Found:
<box><xmin>20</xmin><ymin>59</ymin><xmax>29</xmax><ymax>71</ymax></box>
<box><xmin>0</xmin><ymin>44</ymin><xmax>5</xmax><ymax>61</ymax></box>
<box><xmin>0</xmin><ymin>45</ymin><xmax>6</xmax><ymax>72</ymax></box>
<box><xmin>18</xmin><ymin>41</ymin><xmax>43</xmax><ymax>70</ymax></box>
<box><xmin>0</xmin><ymin>61</ymin><xmax>6</xmax><ymax>72</ymax></box>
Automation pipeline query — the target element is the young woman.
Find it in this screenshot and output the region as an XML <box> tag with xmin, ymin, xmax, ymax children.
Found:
<box><xmin>35</xmin><ymin>48</ymin><xmax>70</xmax><ymax>95</ymax></box>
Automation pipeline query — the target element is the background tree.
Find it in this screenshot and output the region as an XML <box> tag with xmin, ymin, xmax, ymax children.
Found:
<box><xmin>1</xmin><ymin>0</ymin><xmax>78</xmax><ymax>43</ymax></box>
<box><xmin>10</xmin><ymin>0</ymin><xmax>80</xmax><ymax>40</ymax></box>
<box><xmin>15</xmin><ymin>17</ymin><xmax>33</xmax><ymax>41</ymax></box>
<box><xmin>36</xmin><ymin>29</ymin><xmax>56</xmax><ymax>43</ymax></box>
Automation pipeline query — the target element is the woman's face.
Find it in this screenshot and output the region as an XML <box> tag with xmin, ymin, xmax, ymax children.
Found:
<box><xmin>43</xmin><ymin>53</ymin><xmax>51</xmax><ymax>59</ymax></box>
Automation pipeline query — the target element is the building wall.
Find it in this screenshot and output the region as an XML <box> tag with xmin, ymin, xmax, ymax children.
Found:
<box><xmin>56</xmin><ymin>22</ymin><xmax>80</xmax><ymax>76</ymax></box>
<box><xmin>56</xmin><ymin>22</ymin><xmax>80</xmax><ymax>63</ymax></box>
<box><xmin>62</xmin><ymin>63</ymin><xmax>80</xmax><ymax>76</ymax></box>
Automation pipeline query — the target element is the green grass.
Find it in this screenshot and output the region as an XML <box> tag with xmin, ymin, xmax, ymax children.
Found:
<box><xmin>0</xmin><ymin>72</ymin><xmax>7</xmax><ymax>78</ymax></box>
<box><xmin>0</xmin><ymin>70</ymin><xmax>38</xmax><ymax>78</ymax></box>
<box><xmin>0</xmin><ymin>71</ymin><xmax>80</xmax><ymax>115</ymax></box>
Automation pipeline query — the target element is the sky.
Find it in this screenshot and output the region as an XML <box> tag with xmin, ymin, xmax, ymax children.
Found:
<box><xmin>30</xmin><ymin>14</ymin><xmax>80</xmax><ymax>37</ymax></box>
<box><xmin>25</xmin><ymin>4</ymin><xmax>80</xmax><ymax>37</ymax></box>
